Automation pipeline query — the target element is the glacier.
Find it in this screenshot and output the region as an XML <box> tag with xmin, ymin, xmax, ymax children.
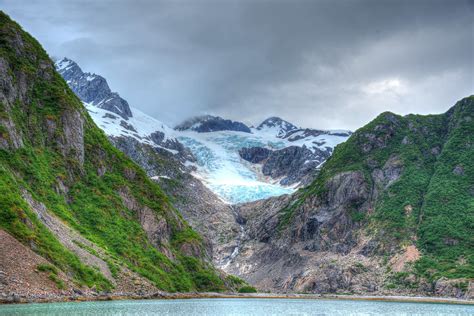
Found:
<box><xmin>178</xmin><ymin>131</ymin><xmax>296</xmax><ymax>204</ymax></box>
<box><xmin>84</xmin><ymin>102</ymin><xmax>349</xmax><ymax>204</ymax></box>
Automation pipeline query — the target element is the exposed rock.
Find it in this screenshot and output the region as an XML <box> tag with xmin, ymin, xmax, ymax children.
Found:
<box><xmin>239</xmin><ymin>147</ymin><xmax>271</xmax><ymax>163</ymax></box>
<box><xmin>390</xmin><ymin>245</ymin><xmax>420</xmax><ymax>272</ymax></box>
<box><xmin>60</xmin><ymin>109</ymin><xmax>84</xmax><ymax>166</ymax></box>
<box><xmin>371</xmin><ymin>155</ymin><xmax>403</xmax><ymax>191</ymax></box>
<box><xmin>401</xmin><ymin>136</ymin><xmax>411</xmax><ymax>145</ymax></box>
<box><xmin>0</xmin><ymin>116</ymin><xmax>24</xmax><ymax>150</ymax></box>
<box><xmin>262</xmin><ymin>146</ymin><xmax>327</xmax><ymax>186</ymax></box>
<box><xmin>434</xmin><ymin>278</ymin><xmax>470</xmax><ymax>298</ymax></box>
<box><xmin>239</xmin><ymin>145</ymin><xmax>331</xmax><ymax>186</ymax></box>
<box><xmin>256</xmin><ymin>117</ymin><xmax>298</xmax><ymax>137</ymax></box>
<box><xmin>117</xmin><ymin>186</ymin><xmax>174</xmax><ymax>259</ymax></box>
<box><xmin>120</xmin><ymin>120</ymin><xmax>137</xmax><ymax>132</ymax></box>
<box><xmin>175</xmin><ymin>115</ymin><xmax>251</xmax><ymax>133</ymax></box>
<box><xmin>431</xmin><ymin>146</ymin><xmax>441</xmax><ymax>155</ymax></box>
<box><xmin>22</xmin><ymin>191</ymin><xmax>113</xmax><ymax>281</ymax></box>
<box><xmin>453</xmin><ymin>165</ymin><xmax>464</xmax><ymax>176</ymax></box>
<box><xmin>55</xmin><ymin>58</ymin><xmax>132</xmax><ymax>119</ymax></box>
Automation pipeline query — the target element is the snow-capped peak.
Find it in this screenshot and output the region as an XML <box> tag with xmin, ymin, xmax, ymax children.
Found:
<box><xmin>256</xmin><ymin>116</ymin><xmax>298</xmax><ymax>137</ymax></box>
<box><xmin>55</xmin><ymin>57</ymin><xmax>75</xmax><ymax>71</ymax></box>
<box><xmin>55</xmin><ymin>57</ymin><xmax>133</xmax><ymax>120</ymax></box>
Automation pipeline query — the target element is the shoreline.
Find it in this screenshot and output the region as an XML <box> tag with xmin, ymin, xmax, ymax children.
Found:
<box><xmin>1</xmin><ymin>292</ymin><xmax>473</xmax><ymax>306</ymax></box>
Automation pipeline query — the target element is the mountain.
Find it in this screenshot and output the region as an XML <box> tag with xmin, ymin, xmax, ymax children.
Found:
<box><xmin>53</xmin><ymin>59</ymin><xmax>246</xmax><ymax>270</ymax></box>
<box><xmin>55</xmin><ymin>58</ymin><xmax>194</xmax><ymax>163</ymax></box>
<box><xmin>175</xmin><ymin>116</ymin><xmax>350</xmax><ymax>202</ymax></box>
<box><xmin>56</xmin><ymin>58</ymin><xmax>132</xmax><ymax>119</ymax></box>
<box><xmin>55</xmin><ymin>58</ymin><xmax>350</xmax><ymax>204</ymax></box>
<box><xmin>256</xmin><ymin>116</ymin><xmax>298</xmax><ymax>137</ymax></box>
<box><xmin>175</xmin><ymin>115</ymin><xmax>251</xmax><ymax>133</ymax></box>
<box><xmin>239</xmin><ymin>126</ymin><xmax>352</xmax><ymax>186</ymax></box>
<box><xmin>224</xmin><ymin>96</ymin><xmax>474</xmax><ymax>298</ymax></box>
<box><xmin>0</xmin><ymin>12</ymin><xmax>250</xmax><ymax>302</ymax></box>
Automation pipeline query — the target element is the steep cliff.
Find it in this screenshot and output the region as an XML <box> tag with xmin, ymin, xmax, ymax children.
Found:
<box><xmin>226</xmin><ymin>97</ymin><xmax>474</xmax><ymax>298</ymax></box>
<box><xmin>0</xmin><ymin>12</ymin><xmax>237</xmax><ymax>301</ymax></box>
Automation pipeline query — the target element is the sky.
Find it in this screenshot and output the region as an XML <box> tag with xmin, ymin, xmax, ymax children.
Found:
<box><xmin>1</xmin><ymin>0</ymin><xmax>473</xmax><ymax>130</ymax></box>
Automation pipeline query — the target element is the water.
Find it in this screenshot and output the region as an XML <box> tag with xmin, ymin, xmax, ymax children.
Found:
<box><xmin>0</xmin><ymin>298</ymin><xmax>472</xmax><ymax>316</ymax></box>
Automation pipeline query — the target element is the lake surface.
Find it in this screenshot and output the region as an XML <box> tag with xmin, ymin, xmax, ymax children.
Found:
<box><xmin>0</xmin><ymin>298</ymin><xmax>472</xmax><ymax>316</ymax></box>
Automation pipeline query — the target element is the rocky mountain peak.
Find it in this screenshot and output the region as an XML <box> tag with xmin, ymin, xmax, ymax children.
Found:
<box><xmin>175</xmin><ymin>115</ymin><xmax>251</xmax><ymax>133</ymax></box>
<box><xmin>55</xmin><ymin>57</ymin><xmax>133</xmax><ymax>120</ymax></box>
<box><xmin>256</xmin><ymin>116</ymin><xmax>298</xmax><ymax>137</ymax></box>
<box><xmin>55</xmin><ymin>58</ymin><xmax>83</xmax><ymax>80</ymax></box>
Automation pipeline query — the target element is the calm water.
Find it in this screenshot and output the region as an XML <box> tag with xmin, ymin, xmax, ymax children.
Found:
<box><xmin>0</xmin><ymin>298</ymin><xmax>472</xmax><ymax>316</ymax></box>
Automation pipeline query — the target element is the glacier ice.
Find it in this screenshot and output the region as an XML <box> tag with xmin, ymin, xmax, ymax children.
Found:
<box><xmin>178</xmin><ymin>131</ymin><xmax>296</xmax><ymax>204</ymax></box>
<box><xmin>83</xmin><ymin>102</ymin><xmax>349</xmax><ymax>204</ymax></box>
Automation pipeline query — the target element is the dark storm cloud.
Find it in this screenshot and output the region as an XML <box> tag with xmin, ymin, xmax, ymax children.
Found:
<box><xmin>1</xmin><ymin>0</ymin><xmax>473</xmax><ymax>129</ymax></box>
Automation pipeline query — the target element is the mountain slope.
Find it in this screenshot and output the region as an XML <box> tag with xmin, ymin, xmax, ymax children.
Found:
<box><xmin>226</xmin><ymin>97</ymin><xmax>474</xmax><ymax>298</ymax></box>
<box><xmin>0</xmin><ymin>11</ymin><xmax>233</xmax><ymax>299</ymax></box>
<box><xmin>54</xmin><ymin>58</ymin><xmax>243</xmax><ymax>267</ymax></box>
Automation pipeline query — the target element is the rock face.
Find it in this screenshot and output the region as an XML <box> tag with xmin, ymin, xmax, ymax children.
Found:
<box><xmin>223</xmin><ymin>97</ymin><xmax>474</xmax><ymax>299</ymax></box>
<box><xmin>236</xmin><ymin>120</ymin><xmax>351</xmax><ymax>188</ymax></box>
<box><xmin>55</xmin><ymin>58</ymin><xmax>133</xmax><ymax>119</ymax></box>
<box><xmin>239</xmin><ymin>147</ymin><xmax>271</xmax><ymax>163</ymax></box>
<box><xmin>239</xmin><ymin>145</ymin><xmax>332</xmax><ymax>186</ymax></box>
<box><xmin>175</xmin><ymin>115</ymin><xmax>251</xmax><ymax>133</ymax></box>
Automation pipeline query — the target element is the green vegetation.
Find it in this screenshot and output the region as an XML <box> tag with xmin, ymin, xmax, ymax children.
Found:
<box><xmin>0</xmin><ymin>11</ymin><xmax>225</xmax><ymax>293</ymax></box>
<box><xmin>385</xmin><ymin>271</ymin><xmax>419</xmax><ymax>290</ymax></box>
<box><xmin>279</xmin><ymin>96</ymin><xmax>474</xmax><ymax>281</ymax></box>
<box><xmin>37</xmin><ymin>264</ymin><xmax>65</xmax><ymax>289</ymax></box>
<box><xmin>238</xmin><ymin>286</ymin><xmax>258</xmax><ymax>293</ymax></box>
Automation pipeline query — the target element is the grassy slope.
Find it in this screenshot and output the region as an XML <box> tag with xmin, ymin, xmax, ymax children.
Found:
<box><xmin>0</xmin><ymin>12</ymin><xmax>226</xmax><ymax>292</ymax></box>
<box><xmin>281</xmin><ymin>96</ymin><xmax>474</xmax><ymax>282</ymax></box>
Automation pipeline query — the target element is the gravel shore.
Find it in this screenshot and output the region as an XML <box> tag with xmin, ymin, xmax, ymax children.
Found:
<box><xmin>1</xmin><ymin>292</ymin><xmax>473</xmax><ymax>305</ymax></box>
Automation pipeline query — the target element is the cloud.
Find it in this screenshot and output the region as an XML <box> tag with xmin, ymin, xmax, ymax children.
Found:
<box><xmin>1</xmin><ymin>0</ymin><xmax>472</xmax><ymax>130</ymax></box>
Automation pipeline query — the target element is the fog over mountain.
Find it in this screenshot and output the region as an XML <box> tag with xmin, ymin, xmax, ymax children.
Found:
<box><xmin>1</xmin><ymin>0</ymin><xmax>472</xmax><ymax>130</ymax></box>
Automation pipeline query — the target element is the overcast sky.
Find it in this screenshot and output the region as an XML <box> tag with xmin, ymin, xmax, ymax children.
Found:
<box><xmin>1</xmin><ymin>0</ymin><xmax>473</xmax><ymax>130</ymax></box>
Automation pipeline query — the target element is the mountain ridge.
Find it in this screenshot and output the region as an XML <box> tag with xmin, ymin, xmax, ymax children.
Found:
<box><xmin>55</xmin><ymin>57</ymin><xmax>133</xmax><ymax>119</ymax></box>
<box><xmin>224</xmin><ymin>96</ymin><xmax>474</xmax><ymax>298</ymax></box>
<box><xmin>0</xmin><ymin>12</ymin><xmax>250</xmax><ymax>301</ymax></box>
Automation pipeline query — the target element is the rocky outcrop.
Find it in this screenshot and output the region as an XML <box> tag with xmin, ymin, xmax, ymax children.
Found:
<box><xmin>55</xmin><ymin>58</ymin><xmax>132</xmax><ymax>119</ymax></box>
<box><xmin>263</xmin><ymin>146</ymin><xmax>329</xmax><ymax>186</ymax></box>
<box><xmin>148</xmin><ymin>131</ymin><xmax>196</xmax><ymax>163</ymax></box>
<box><xmin>239</xmin><ymin>145</ymin><xmax>331</xmax><ymax>186</ymax></box>
<box><xmin>175</xmin><ymin>115</ymin><xmax>251</xmax><ymax>133</ymax></box>
<box><xmin>117</xmin><ymin>186</ymin><xmax>176</xmax><ymax>259</ymax></box>
<box><xmin>60</xmin><ymin>109</ymin><xmax>85</xmax><ymax>166</ymax></box>
<box><xmin>239</xmin><ymin>147</ymin><xmax>271</xmax><ymax>163</ymax></box>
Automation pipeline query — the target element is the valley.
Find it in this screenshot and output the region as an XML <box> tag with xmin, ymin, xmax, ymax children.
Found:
<box><xmin>0</xmin><ymin>10</ymin><xmax>472</xmax><ymax>307</ymax></box>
